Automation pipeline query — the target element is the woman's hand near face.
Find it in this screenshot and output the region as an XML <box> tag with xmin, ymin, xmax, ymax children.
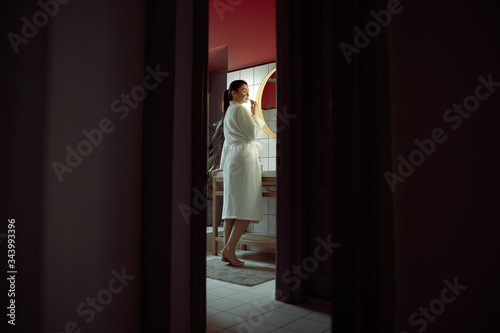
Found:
<box><xmin>250</xmin><ymin>99</ymin><xmax>258</xmax><ymax>115</ymax></box>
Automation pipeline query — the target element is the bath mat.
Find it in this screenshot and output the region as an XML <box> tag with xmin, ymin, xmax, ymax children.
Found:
<box><xmin>206</xmin><ymin>258</ymin><xmax>276</xmax><ymax>286</ymax></box>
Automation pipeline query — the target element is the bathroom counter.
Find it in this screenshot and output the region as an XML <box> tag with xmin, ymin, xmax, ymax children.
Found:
<box><xmin>212</xmin><ymin>171</ymin><xmax>277</xmax><ymax>255</ymax></box>
<box><xmin>214</xmin><ymin>170</ymin><xmax>276</xmax><ymax>177</ymax></box>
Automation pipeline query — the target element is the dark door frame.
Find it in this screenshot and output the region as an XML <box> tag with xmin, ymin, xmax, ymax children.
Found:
<box><xmin>275</xmin><ymin>0</ymin><xmax>395</xmax><ymax>331</ymax></box>
<box><xmin>140</xmin><ymin>0</ymin><xmax>208</xmax><ymax>332</ymax></box>
<box><xmin>190</xmin><ymin>1</ymin><xmax>209</xmax><ymax>332</ymax></box>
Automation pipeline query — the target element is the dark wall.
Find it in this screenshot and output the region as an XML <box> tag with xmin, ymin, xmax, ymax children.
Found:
<box><xmin>140</xmin><ymin>0</ymin><xmax>177</xmax><ymax>331</ymax></box>
<box><xmin>1</xmin><ymin>1</ymin><xmax>48</xmax><ymax>331</ymax></box>
<box><xmin>2</xmin><ymin>1</ymin><xmax>145</xmax><ymax>332</ymax></box>
<box><xmin>388</xmin><ymin>0</ymin><xmax>500</xmax><ymax>331</ymax></box>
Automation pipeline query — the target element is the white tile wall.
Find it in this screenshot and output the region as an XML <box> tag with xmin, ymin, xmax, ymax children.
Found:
<box><xmin>257</xmin><ymin>138</ymin><xmax>269</xmax><ymax>157</ymax></box>
<box><xmin>254</xmin><ymin>64</ymin><xmax>270</xmax><ymax>83</ymax></box>
<box><xmin>267</xmin><ymin>120</ymin><xmax>277</xmax><ymax>134</ymax></box>
<box><xmin>227</xmin><ymin>71</ymin><xmax>240</xmax><ymax>87</ymax></box>
<box><xmin>269</xmin><ymin>215</ymin><xmax>277</xmax><ymax>235</ymax></box>
<box><xmin>260</xmin><ymin>157</ymin><xmax>269</xmax><ymax>171</ymax></box>
<box><xmin>262</xmin><ymin>197</ymin><xmax>269</xmax><ymax>214</ymax></box>
<box><xmin>254</xmin><ymin>214</ymin><xmax>269</xmax><ymax>234</ymax></box>
<box><xmin>227</xmin><ymin>62</ymin><xmax>277</xmax><ymax>253</ymax></box>
<box><xmin>251</xmin><ymin>84</ymin><xmax>259</xmax><ymax>99</ymax></box>
<box><xmin>268</xmin><ymin>108</ymin><xmax>277</xmax><ymax>121</ymax></box>
<box><xmin>268</xmin><ymin>158</ymin><xmax>276</xmax><ymax>170</ymax></box>
<box><xmin>269</xmin><ymin>197</ymin><xmax>276</xmax><ymax>215</ymax></box>
<box><xmin>269</xmin><ymin>138</ymin><xmax>277</xmax><ymax>156</ymax></box>
<box><xmin>240</xmin><ymin>68</ymin><xmax>254</xmax><ymax>85</ymax></box>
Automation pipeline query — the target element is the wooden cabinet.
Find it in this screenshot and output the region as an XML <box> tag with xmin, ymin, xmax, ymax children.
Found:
<box><xmin>212</xmin><ymin>171</ymin><xmax>276</xmax><ymax>255</ymax></box>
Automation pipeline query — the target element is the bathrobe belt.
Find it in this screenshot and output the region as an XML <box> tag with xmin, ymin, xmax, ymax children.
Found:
<box><xmin>227</xmin><ymin>140</ymin><xmax>262</xmax><ymax>149</ymax></box>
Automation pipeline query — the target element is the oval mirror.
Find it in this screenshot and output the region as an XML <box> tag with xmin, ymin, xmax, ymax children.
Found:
<box><xmin>255</xmin><ymin>68</ymin><xmax>277</xmax><ymax>138</ymax></box>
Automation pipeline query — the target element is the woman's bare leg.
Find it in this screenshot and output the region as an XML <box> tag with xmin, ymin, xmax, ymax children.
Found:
<box><xmin>223</xmin><ymin>219</ymin><xmax>235</xmax><ymax>247</ymax></box>
<box><xmin>221</xmin><ymin>219</ymin><xmax>235</xmax><ymax>262</ymax></box>
<box><xmin>221</xmin><ymin>219</ymin><xmax>250</xmax><ymax>266</ymax></box>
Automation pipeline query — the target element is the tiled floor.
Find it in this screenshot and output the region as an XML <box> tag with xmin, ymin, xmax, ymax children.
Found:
<box><xmin>207</xmin><ymin>250</ymin><xmax>332</xmax><ymax>333</ymax></box>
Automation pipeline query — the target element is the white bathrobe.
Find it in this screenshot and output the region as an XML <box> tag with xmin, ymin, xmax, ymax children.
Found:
<box><xmin>220</xmin><ymin>101</ymin><xmax>266</xmax><ymax>222</ymax></box>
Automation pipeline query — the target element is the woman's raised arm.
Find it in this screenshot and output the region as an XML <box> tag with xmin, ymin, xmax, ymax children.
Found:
<box><xmin>235</xmin><ymin>105</ymin><xmax>265</xmax><ymax>141</ymax></box>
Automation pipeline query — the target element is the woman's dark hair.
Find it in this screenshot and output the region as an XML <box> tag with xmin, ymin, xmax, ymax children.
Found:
<box><xmin>222</xmin><ymin>79</ymin><xmax>247</xmax><ymax>114</ymax></box>
<box><xmin>212</xmin><ymin>79</ymin><xmax>248</xmax><ymax>171</ymax></box>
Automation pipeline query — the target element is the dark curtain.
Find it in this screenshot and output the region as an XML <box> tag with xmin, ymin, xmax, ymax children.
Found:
<box><xmin>276</xmin><ymin>0</ymin><xmax>394</xmax><ymax>331</ymax></box>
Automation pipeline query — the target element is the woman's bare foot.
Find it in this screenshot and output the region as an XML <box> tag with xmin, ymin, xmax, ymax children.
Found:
<box><xmin>221</xmin><ymin>248</ymin><xmax>244</xmax><ymax>267</ymax></box>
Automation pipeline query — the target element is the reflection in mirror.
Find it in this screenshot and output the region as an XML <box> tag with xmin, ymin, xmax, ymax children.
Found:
<box><xmin>255</xmin><ymin>68</ymin><xmax>277</xmax><ymax>138</ymax></box>
<box><xmin>261</xmin><ymin>71</ymin><xmax>276</xmax><ymax>110</ymax></box>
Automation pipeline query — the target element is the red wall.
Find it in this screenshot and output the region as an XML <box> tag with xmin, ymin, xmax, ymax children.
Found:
<box><xmin>209</xmin><ymin>0</ymin><xmax>275</xmax><ymax>72</ymax></box>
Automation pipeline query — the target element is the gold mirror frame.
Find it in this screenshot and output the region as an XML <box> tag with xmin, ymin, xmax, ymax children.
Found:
<box><xmin>255</xmin><ymin>68</ymin><xmax>277</xmax><ymax>138</ymax></box>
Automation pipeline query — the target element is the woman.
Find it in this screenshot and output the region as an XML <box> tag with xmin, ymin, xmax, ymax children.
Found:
<box><xmin>218</xmin><ymin>80</ymin><xmax>265</xmax><ymax>267</ymax></box>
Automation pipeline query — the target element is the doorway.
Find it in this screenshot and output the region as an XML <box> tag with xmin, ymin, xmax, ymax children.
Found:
<box><xmin>140</xmin><ymin>0</ymin><xmax>394</xmax><ymax>332</ymax></box>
